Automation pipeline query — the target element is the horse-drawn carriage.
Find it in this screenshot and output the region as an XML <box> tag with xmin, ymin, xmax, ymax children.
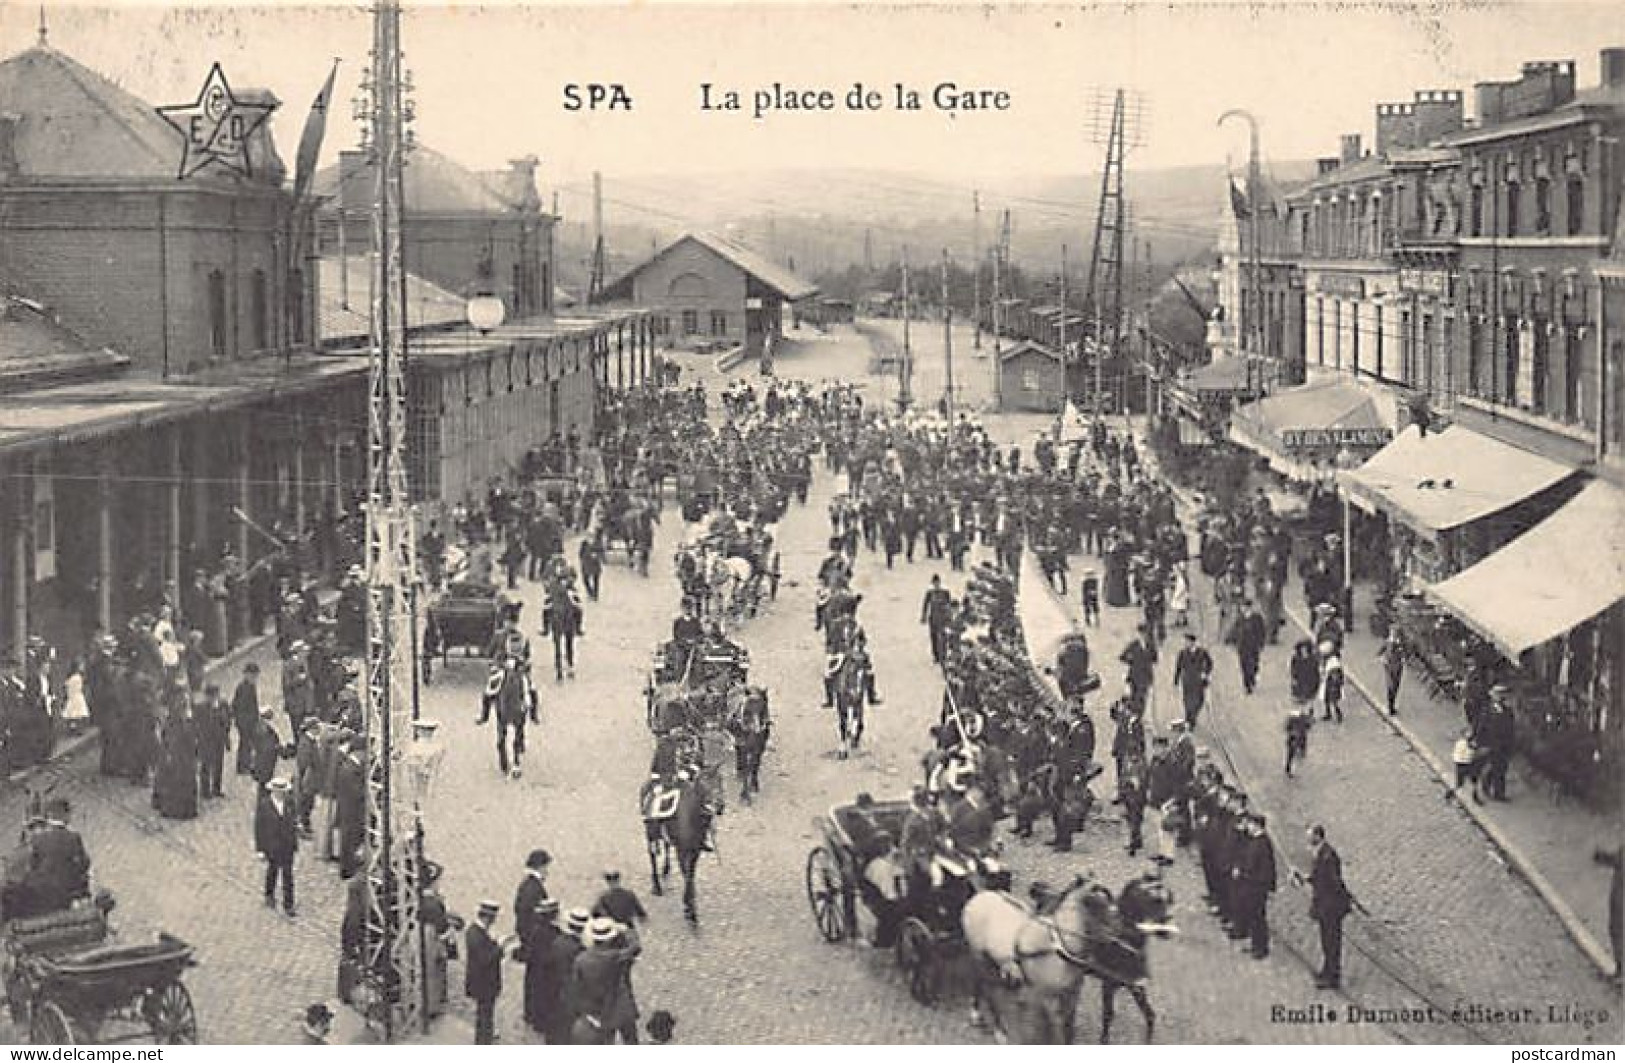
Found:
<box><xmin>645</xmin><ymin>638</ymin><xmax>759</xmax><ymax>807</ymax></box>
<box><xmin>426</xmin><ymin>580</ymin><xmax>515</xmax><ymax>659</ymax></box>
<box><xmin>806</xmin><ymin>798</ymin><xmax>997</xmax><ymax>1006</ymax></box>
<box><xmin>675</xmin><ymin>521</ymin><xmax>781</xmax><ymax>627</ymax></box>
<box><xmin>3</xmin><ymin>902</ymin><xmax>198</xmax><ymax>1045</ymax></box>
<box><xmin>807</xmin><ymin>795</ymin><xmax>1176</xmax><ymax>1042</ymax></box>
<box><xmin>594</xmin><ymin>489</ymin><xmax>655</xmax><ymax>572</ymax></box>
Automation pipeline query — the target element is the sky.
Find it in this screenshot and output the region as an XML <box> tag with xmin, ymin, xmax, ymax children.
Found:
<box><xmin>6</xmin><ymin>1</ymin><xmax>1624</xmax><ymax>195</ymax></box>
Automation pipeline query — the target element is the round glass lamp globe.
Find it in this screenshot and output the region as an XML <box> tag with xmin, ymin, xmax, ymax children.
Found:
<box><xmin>466</xmin><ymin>295</ymin><xmax>506</xmax><ymax>333</ymax></box>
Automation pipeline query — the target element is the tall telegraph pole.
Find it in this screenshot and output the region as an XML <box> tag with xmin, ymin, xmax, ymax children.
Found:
<box><xmin>360</xmin><ymin>0</ymin><xmax>422</xmax><ymax>1038</ymax></box>
<box><xmin>587</xmin><ymin>171</ymin><xmax>606</xmax><ymax>305</ymax></box>
<box><xmin>992</xmin><ymin>209</ymin><xmax>1010</xmax><ymax>406</ymax></box>
<box><xmin>942</xmin><ymin>249</ymin><xmax>955</xmax><ymax>422</ymax></box>
<box><xmin>1084</xmin><ymin>88</ymin><xmax>1139</xmax><ymax>418</ymax></box>
<box><xmin>972</xmin><ymin>192</ymin><xmax>982</xmax><ymax>350</ymax></box>
<box><xmin>900</xmin><ymin>247</ymin><xmax>913</xmax><ymax>406</ymax></box>
<box><xmin>1220</xmin><ymin>109</ymin><xmax>1266</xmax><ymax>396</ymax></box>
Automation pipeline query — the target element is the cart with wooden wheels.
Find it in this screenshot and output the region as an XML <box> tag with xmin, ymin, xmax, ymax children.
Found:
<box><xmin>5</xmin><ymin>905</ymin><xmax>199</xmax><ymax>1045</ymax></box>
<box><xmin>806</xmin><ymin>798</ymin><xmax>980</xmax><ymax>1008</ymax></box>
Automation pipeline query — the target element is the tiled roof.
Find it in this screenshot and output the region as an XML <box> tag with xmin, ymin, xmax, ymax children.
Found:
<box><xmin>0</xmin><ymin>45</ymin><xmax>274</xmax><ymax>185</ymax></box>
<box><xmin>997</xmin><ymin>339</ymin><xmax>1062</xmax><ymax>364</ymax></box>
<box><xmin>604</xmin><ymin>232</ymin><xmax>818</xmax><ymax>302</ymax></box>
<box><xmin>0</xmin><ymin>294</ymin><xmax>129</xmax><ymax>387</ymax></box>
<box><xmin>312</xmin><ymin>143</ymin><xmax>518</xmax><ymax>214</ymax></box>
<box><xmin>316</xmin><ymin>255</ymin><xmax>468</xmax><ymax>343</ymax></box>
<box><xmin>688</xmin><ymin>232</ymin><xmax>818</xmax><ymax>301</ymax></box>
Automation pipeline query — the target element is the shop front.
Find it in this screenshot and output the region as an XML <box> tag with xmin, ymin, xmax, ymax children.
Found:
<box><xmin>1421</xmin><ymin>479</ymin><xmax>1625</xmax><ymax>801</ymax></box>
<box><xmin>1228</xmin><ymin>377</ymin><xmax>1396</xmax><ymax>480</ymax></box>
<box><xmin>1339</xmin><ymin>423</ymin><xmax>1582</xmax><ymax>586</ymax></box>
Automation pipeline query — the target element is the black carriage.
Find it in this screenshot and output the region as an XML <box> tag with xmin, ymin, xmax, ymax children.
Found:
<box><xmin>4</xmin><ymin>904</ymin><xmax>198</xmax><ymax>1045</ymax></box>
<box><xmin>426</xmin><ymin>580</ymin><xmax>513</xmax><ymax>658</ymax></box>
<box><xmin>645</xmin><ymin>640</ymin><xmax>750</xmax><ymax>722</ymax></box>
<box><xmin>806</xmin><ymin>799</ymin><xmax>974</xmax><ymax>1006</ymax></box>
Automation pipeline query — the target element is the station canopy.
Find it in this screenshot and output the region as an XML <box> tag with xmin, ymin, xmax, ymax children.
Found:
<box><xmin>1425</xmin><ymin>479</ymin><xmax>1625</xmax><ymax>658</ymax></box>
<box><xmin>1339</xmin><ymin>424</ymin><xmax>1578</xmax><ymax>539</ymax></box>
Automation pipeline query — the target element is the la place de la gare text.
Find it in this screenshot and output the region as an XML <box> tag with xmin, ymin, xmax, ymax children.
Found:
<box><xmin>561</xmin><ymin>81</ymin><xmax>1014</xmax><ymax>120</ymax></box>
<box><xmin>1270</xmin><ymin>1001</ymin><xmax>1613</xmax><ymax>1033</ymax></box>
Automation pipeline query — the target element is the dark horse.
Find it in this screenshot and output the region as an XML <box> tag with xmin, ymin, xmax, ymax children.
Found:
<box><xmin>479</xmin><ymin>656</ymin><xmax>535</xmax><ymax>778</ymax></box>
<box><xmin>724</xmin><ymin>685</ymin><xmax>770</xmax><ymax>803</ymax></box>
<box><xmin>639</xmin><ymin>773</ymin><xmax>714</xmax><ymax>924</ymax></box>
<box><xmin>828</xmin><ymin>652</ymin><xmax>866</xmax><ymax>759</ymax></box>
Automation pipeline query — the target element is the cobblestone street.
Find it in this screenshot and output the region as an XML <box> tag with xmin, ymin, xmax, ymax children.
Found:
<box><xmin>0</xmin><ymin>323</ymin><xmax>1612</xmax><ymax>1043</ymax></box>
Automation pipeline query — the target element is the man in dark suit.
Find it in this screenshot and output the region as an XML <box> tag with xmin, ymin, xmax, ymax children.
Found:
<box><xmin>1234</xmin><ymin>601</ymin><xmax>1267</xmax><ymax>695</ymax></box>
<box><xmin>195</xmin><ymin>683</ymin><xmax>232</xmax><ymax>799</ymax></box>
<box><xmin>249</xmin><ymin>707</ymin><xmax>285</xmax><ymax>791</ymax></box>
<box><xmin>464</xmin><ymin>900</ymin><xmax>510</xmax><ymax>1044</ymax></box>
<box><xmin>920</xmin><ymin>575</ymin><xmax>953</xmax><ymax>665</ymax></box>
<box><xmin>254</xmin><ymin>777</ymin><xmax>299</xmax><ymax>916</ymax></box>
<box><xmin>1236</xmin><ymin>812</ymin><xmax>1277</xmax><ymax>959</ymax></box>
<box><xmin>513</xmin><ymin>849</ymin><xmax>552</xmax><ymax>945</ymax></box>
<box><xmin>231</xmin><ymin>663</ymin><xmax>261</xmax><ymax>776</ymax></box>
<box><xmin>946</xmin><ymin>781</ymin><xmax>996</xmax><ymax>857</ymax></box>
<box><xmin>333</xmin><ymin>736</ymin><xmax>366</xmax><ymax>878</ymax></box>
<box><xmin>15</xmin><ymin>798</ymin><xmax>91</xmax><ymax>919</ymax></box>
<box><xmin>1296</xmin><ymin>824</ymin><xmax>1353</xmax><ymax>989</ymax></box>
<box><xmin>1172</xmin><ymin>633</ymin><xmax>1213</xmax><ymax>728</ymax></box>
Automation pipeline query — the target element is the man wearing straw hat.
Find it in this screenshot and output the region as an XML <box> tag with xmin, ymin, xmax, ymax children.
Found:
<box><xmin>571</xmin><ymin>917</ymin><xmax>643</xmax><ymax>1044</ymax></box>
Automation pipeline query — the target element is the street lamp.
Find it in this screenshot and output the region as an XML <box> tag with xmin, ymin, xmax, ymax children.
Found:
<box><xmin>1333</xmin><ymin>444</ymin><xmax>1362</xmax><ymax>624</ymax></box>
<box><xmin>466</xmin><ymin>294</ymin><xmax>506</xmax><ymax>335</ymax></box>
<box><xmin>402</xmin><ymin>719</ymin><xmax>445</xmax><ymax>1032</ymax></box>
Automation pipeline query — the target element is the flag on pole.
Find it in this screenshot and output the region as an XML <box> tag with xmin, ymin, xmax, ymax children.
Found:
<box><xmin>292</xmin><ymin>59</ymin><xmax>340</xmax><ymax>206</ymax></box>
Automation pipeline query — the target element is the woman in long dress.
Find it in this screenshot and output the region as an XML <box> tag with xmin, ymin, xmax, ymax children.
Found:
<box><xmin>153</xmin><ymin>692</ymin><xmax>199</xmax><ymax>819</ymax></box>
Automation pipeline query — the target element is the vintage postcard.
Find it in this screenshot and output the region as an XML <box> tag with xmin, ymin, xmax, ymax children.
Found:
<box><xmin>0</xmin><ymin>0</ymin><xmax>1619</xmax><ymax>1048</ymax></box>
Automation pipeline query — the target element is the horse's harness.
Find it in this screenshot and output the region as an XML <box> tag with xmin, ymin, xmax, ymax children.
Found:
<box><xmin>1011</xmin><ymin>882</ymin><xmax>1145</xmax><ymax>976</ymax></box>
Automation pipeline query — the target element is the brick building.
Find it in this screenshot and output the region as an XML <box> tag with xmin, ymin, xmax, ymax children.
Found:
<box><xmin>602</xmin><ymin>232</ymin><xmax>816</xmax><ymax>359</ymax></box>
<box><xmin>0</xmin><ymin>43</ymin><xmax>318</xmax><ymax>375</ymax></box>
<box><xmin>0</xmin><ymin>40</ymin><xmax>654</xmax><ymax>663</ymax></box>
<box><xmin>314</xmin><ymin>146</ymin><xmax>556</xmax><ymax>320</ymax></box>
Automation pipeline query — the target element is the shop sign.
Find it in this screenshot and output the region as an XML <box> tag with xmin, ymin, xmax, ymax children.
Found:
<box><xmin>1400</xmin><ymin>269</ymin><xmax>1448</xmax><ymax>296</ymax></box>
<box><xmin>1314</xmin><ymin>273</ymin><xmax>1366</xmax><ymax>299</ymax></box>
<box><xmin>1280</xmin><ymin>427</ymin><xmax>1393</xmax><ymax>449</ymax></box>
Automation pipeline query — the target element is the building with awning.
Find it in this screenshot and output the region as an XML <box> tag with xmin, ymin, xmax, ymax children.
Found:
<box><xmin>1227</xmin><ymin>377</ymin><xmax>1396</xmax><ymax>480</ymax></box>
<box><xmin>1339</xmin><ymin>423</ymin><xmax>1584</xmax><ymax>584</ymax></box>
<box><xmin>1424</xmin><ymin>479</ymin><xmax>1625</xmax><ymax>660</ymax></box>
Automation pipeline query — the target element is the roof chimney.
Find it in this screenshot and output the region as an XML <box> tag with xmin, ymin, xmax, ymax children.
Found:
<box><xmin>1340</xmin><ymin>133</ymin><xmax>1363</xmax><ymax>166</ymax></box>
<box><xmin>1317</xmin><ymin>157</ymin><xmax>1340</xmax><ymax>176</ymax></box>
<box><xmin>1603</xmin><ymin>47</ymin><xmax>1625</xmax><ymax>88</ymax></box>
<box><xmin>506</xmin><ymin>155</ymin><xmax>542</xmax><ymax>211</ymax></box>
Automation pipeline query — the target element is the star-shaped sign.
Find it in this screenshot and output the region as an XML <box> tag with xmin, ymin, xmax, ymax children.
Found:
<box><xmin>157</xmin><ymin>63</ymin><xmax>276</xmax><ymax>180</ymax></box>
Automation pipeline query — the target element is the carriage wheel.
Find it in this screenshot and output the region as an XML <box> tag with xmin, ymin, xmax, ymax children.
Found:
<box><xmin>805</xmin><ymin>847</ymin><xmax>848</xmax><ymax>943</ymax></box>
<box><xmin>29</xmin><ymin>1000</ymin><xmax>77</xmax><ymax>1045</ymax></box>
<box><xmin>896</xmin><ymin>918</ymin><xmax>941</xmax><ymax>1005</ymax></box>
<box><xmin>145</xmin><ymin>982</ymin><xmax>198</xmax><ymax>1044</ymax></box>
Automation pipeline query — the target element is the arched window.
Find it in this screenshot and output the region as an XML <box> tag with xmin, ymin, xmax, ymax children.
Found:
<box><xmin>668</xmin><ymin>272</ymin><xmax>711</xmax><ymax>299</ymax></box>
